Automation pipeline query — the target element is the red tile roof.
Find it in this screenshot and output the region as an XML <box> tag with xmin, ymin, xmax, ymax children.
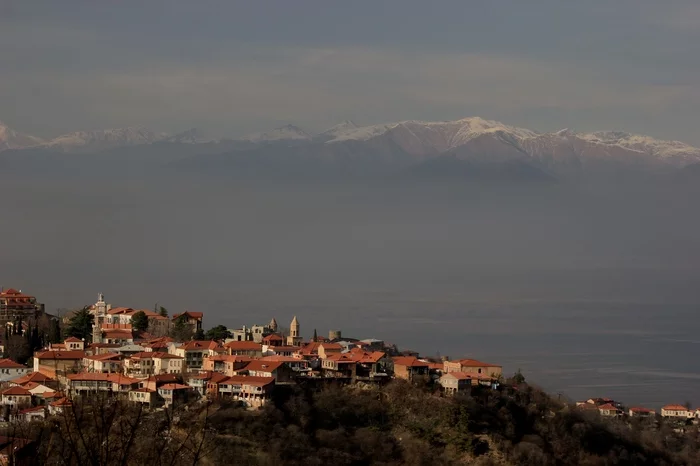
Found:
<box><xmin>178</xmin><ymin>340</ymin><xmax>222</xmax><ymax>351</ymax></box>
<box><xmin>241</xmin><ymin>360</ymin><xmax>284</xmax><ymax>373</ymax></box>
<box><xmin>159</xmin><ymin>383</ymin><xmax>191</xmax><ymax>390</ymax></box>
<box><xmin>224</xmin><ymin>341</ymin><xmax>262</xmax><ymax>351</ymax></box>
<box><xmin>63</xmin><ymin>337</ymin><xmax>83</xmax><ymax>343</ymax></box>
<box><xmin>0</xmin><ymin>358</ymin><xmax>27</xmax><ymax>369</ymax></box>
<box><xmin>50</xmin><ymin>398</ymin><xmax>72</xmax><ymax>407</ymax></box>
<box><xmin>83</xmin><ymin>353</ymin><xmax>122</xmax><ymax>361</ymax></box>
<box><xmin>662</xmin><ymin>404</ymin><xmax>688</xmax><ymax>411</ymax></box>
<box><xmin>262</xmin><ymin>334</ymin><xmax>284</xmax><ymax>342</ymax></box>
<box><xmin>393</xmin><ymin>356</ymin><xmax>429</xmax><ymax>368</ymax></box>
<box><xmin>630</xmin><ymin>407</ymin><xmax>655</xmax><ymax>413</ymax></box>
<box><xmin>35</xmin><ymin>350</ymin><xmax>86</xmax><ymax>360</ymax></box>
<box><xmin>2</xmin><ymin>386</ymin><xmax>31</xmax><ymax>396</ymax></box>
<box><xmin>18</xmin><ymin>406</ymin><xmax>45</xmax><ymax>414</ymax></box>
<box><xmin>11</xmin><ymin>372</ymin><xmax>54</xmax><ymax>385</ymax></box>
<box><xmin>67</xmin><ymin>373</ymin><xmax>139</xmax><ymax>384</ymax></box>
<box><xmin>598</xmin><ymin>403</ymin><xmax>620</xmax><ymax>411</ymax></box>
<box><xmin>144</xmin><ymin>374</ymin><xmax>181</xmax><ymax>384</ymax></box>
<box><xmin>320</xmin><ymin>343</ymin><xmax>342</xmax><ymax>351</ymax></box>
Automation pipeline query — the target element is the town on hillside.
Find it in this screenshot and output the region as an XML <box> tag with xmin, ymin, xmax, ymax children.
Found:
<box><xmin>0</xmin><ymin>287</ymin><xmax>696</xmax><ymax>460</ymax></box>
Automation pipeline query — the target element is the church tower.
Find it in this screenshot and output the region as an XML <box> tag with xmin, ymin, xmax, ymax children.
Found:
<box><xmin>92</xmin><ymin>293</ymin><xmax>106</xmax><ymax>344</ymax></box>
<box><xmin>269</xmin><ymin>317</ymin><xmax>278</xmax><ymax>333</ymax></box>
<box><xmin>287</xmin><ymin>316</ymin><xmax>302</xmax><ymax>346</ymax></box>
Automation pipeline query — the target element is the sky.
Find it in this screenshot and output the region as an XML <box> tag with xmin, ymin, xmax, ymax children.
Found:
<box><xmin>1</xmin><ymin>0</ymin><xmax>699</xmax><ymax>143</ymax></box>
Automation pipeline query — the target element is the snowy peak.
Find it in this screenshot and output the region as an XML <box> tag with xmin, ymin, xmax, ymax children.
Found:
<box><xmin>580</xmin><ymin>131</ymin><xmax>699</xmax><ymax>159</ymax></box>
<box><xmin>0</xmin><ymin>121</ymin><xmax>44</xmax><ymax>151</ymax></box>
<box><xmin>47</xmin><ymin>127</ymin><xmax>168</xmax><ymax>152</ymax></box>
<box><xmin>315</xmin><ymin>120</ymin><xmax>359</xmax><ymax>141</ymax></box>
<box><xmin>242</xmin><ymin>124</ymin><xmax>311</xmax><ymax>143</ymax></box>
<box><xmin>163</xmin><ymin>128</ymin><xmax>212</xmax><ymax>144</ymax></box>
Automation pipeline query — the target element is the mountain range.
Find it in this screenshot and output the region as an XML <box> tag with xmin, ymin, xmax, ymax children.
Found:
<box><xmin>2</xmin><ymin>117</ymin><xmax>699</xmax><ymax>182</ymax></box>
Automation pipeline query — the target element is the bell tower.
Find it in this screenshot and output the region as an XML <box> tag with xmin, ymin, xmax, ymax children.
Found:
<box><xmin>287</xmin><ymin>316</ymin><xmax>302</xmax><ymax>346</ymax></box>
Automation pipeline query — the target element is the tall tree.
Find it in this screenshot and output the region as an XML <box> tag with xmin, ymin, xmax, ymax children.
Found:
<box><xmin>170</xmin><ymin>315</ymin><xmax>193</xmax><ymax>342</ymax></box>
<box><xmin>130</xmin><ymin>311</ymin><xmax>149</xmax><ymax>333</ymax></box>
<box><xmin>159</xmin><ymin>306</ymin><xmax>168</xmax><ymax>317</ymax></box>
<box><xmin>204</xmin><ymin>325</ymin><xmax>231</xmax><ymax>341</ymax></box>
<box><xmin>66</xmin><ymin>306</ymin><xmax>94</xmax><ymax>342</ymax></box>
<box><xmin>313</xmin><ymin>328</ymin><xmax>318</xmax><ymax>342</ymax></box>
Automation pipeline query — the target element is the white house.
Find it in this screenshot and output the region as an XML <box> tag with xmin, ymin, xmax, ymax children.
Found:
<box><xmin>0</xmin><ymin>359</ymin><xmax>30</xmax><ymax>382</ymax></box>
<box><xmin>661</xmin><ymin>405</ymin><xmax>690</xmax><ymax>418</ymax></box>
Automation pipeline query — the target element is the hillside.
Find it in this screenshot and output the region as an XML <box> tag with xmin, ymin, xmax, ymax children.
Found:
<box><xmin>14</xmin><ymin>378</ymin><xmax>700</xmax><ymax>465</ymax></box>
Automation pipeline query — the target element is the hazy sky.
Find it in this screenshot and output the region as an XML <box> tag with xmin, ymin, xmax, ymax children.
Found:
<box><xmin>1</xmin><ymin>0</ymin><xmax>699</xmax><ymax>143</ymax></box>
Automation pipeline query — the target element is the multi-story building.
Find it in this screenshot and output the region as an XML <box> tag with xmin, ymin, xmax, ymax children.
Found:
<box><xmin>0</xmin><ymin>288</ymin><xmax>45</xmax><ymax>323</ymax></box>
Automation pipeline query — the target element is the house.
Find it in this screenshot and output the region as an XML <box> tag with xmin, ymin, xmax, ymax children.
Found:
<box><xmin>207</xmin><ymin>375</ymin><xmax>275</xmax><ymax>408</ymax></box>
<box><xmin>66</xmin><ymin>373</ymin><xmax>139</xmax><ymax>396</ymax></box>
<box><xmin>85</xmin><ymin>343</ymin><xmax>121</xmax><ymax>356</ymax></box>
<box><xmin>12</xmin><ymin>406</ymin><xmax>46</xmax><ymax>423</ymax></box>
<box><xmin>263</xmin><ymin>345</ymin><xmax>297</xmax><ymax>357</ymax></box>
<box><xmin>661</xmin><ymin>405</ymin><xmax>690</xmax><ymax>418</ymax></box>
<box><xmin>351</xmin><ymin>350</ymin><xmax>388</xmax><ymax>380</ymax></box>
<box><xmin>238</xmin><ymin>360</ymin><xmax>294</xmax><ymax>383</ymax></box>
<box><xmin>187</xmin><ymin>371</ymin><xmax>228</xmax><ymax>396</ymax></box>
<box><xmin>0</xmin><ymin>287</ymin><xmax>45</xmax><ymax>322</ymax></box>
<box><xmin>0</xmin><ymin>359</ymin><xmax>30</xmax><ymax>382</ymax></box>
<box><xmin>157</xmin><ymin>383</ymin><xmax>195</xmax><ymax>408</ymax></box>
<box><xmin>63</xmin><ymin>337</ymin><xmax>85</xmax><ymax>351</ymax></box>
<box><xmin>101</xmin><ymin>328</ymin><xmax>134</xmax><ymax>346</ymax></box>
<box><xmin>124</xmin><ymin>352</ymin><xmax>184</xmax><ymax>377</ymax></box>
<box><xmin>321</xmin><ymin>353</ymin><xmax>357</xmax><ymax>379</ymax></box>
<box><xmin>33</xmin><ymin>350</ymin><xmax>85</xmax><ymax>378</ymax></box>
<box><xmin>128</xmin><ymin>388</ymin><xmax>161</xmax><ymax>409</ymax></box>
<box><xmin>82</xmin><ymin>353</ymin><xmax>122</xmax><ymax>373</ymax></box>
<box><xmin>172</xmin><ymin>311</ymin><xmax>203</xmax><ymax>333</ymax></box>
<box><xmin>392</xmin><ymin>356</ymin><xmax>430</xmax><ymax>381</ymax></box>
<box><xmin>439</xmin><ymin>372</ymin><xmax>472</xmax><ymax>395</ymax></box>
<box><xmin>139</xmin><ymin>374</ymin><xmax>181</xmax><ymax>391</ymax></box>
<box><xmin>0</xmin><ymin>386</ymin><xmax>32</xmax><ymax>408</ymax></box>
<box><xmin>598</xmin><ymin>403</ymin><xmax>622</xmax><ymax>417</ymax></box>
<box><xmin>10</xmin><ymin>372</ymin><xmax>57</xmax><ymax>390</ymax></box>
<box><xmin>172</xmin><ymin>340</ymin><xmax>224</xmax><ymax>371</ymax></box>
<box><xmin>443</xmin><ymin>359</ymin><xmax>502</xmax><ymax>379</ymax></box>
<box><xmin>261</xmin><ymin>333</ymin><xmax>285</xmax><ymax>347</ymax></box>
<box><xmin>259</xmin><ymin>356</ymin><xmax>309</xmax><ymax>373</ymax></box>
<box><xmin>202</xmin><ymin>355</ymin><xmax>252</xmax><ymax>376</ymax></box>
<box><xmin>629</xmin><ymin>407</ymin><xmax>656</xmax><ymax>417</ymax></box>
<box><xmin>318</xmin><ymin>343</ymin><xmax>342</xmax><ymax>359</ymax></box>
<box><xmin>112</xmin><ymin>344</ymin><xmax>146</xmax><ymax>357</ymax></box>
<box><xmin>19</xmin><ymin>382</ymin><xmax>54</xmax><ymax>396</ymax></box>
<box><xmin>48</xmin><ymin>397</ymin><xmax>73</xmax><ymax>416</ymax></box>
<box><xmin>224</xmin><ymin>341</ymin><xmax>263</xmax><ymax>358</ymax></box>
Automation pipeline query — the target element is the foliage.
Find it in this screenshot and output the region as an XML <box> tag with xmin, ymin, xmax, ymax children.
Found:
<box><xmin>130</xmin><ymin>310</ymin><xmax>149</xmax><ymax>332</ymax></box>
<box><xmin>204</xmin><ymin>325</ymin><xmax>232</xmax><ymax>341</ymax></box>
<box><xmin>66</xmin><ymin>306</ymin><xmax>94</xmax><ymax>342</ymax></box>
<box><xmin>159</xmin><ymin>305</ymin><xmax>168</xmax><ymax>317</ymax></box>
<box><xmin>193</xmin><ymin>329</ymin><xmax>206</xmax><ymax>340</ymax></box>
<box><xmin>170</xmin><ymin>314</ymin><xmax>193</xmax><ymax>342</ymax></box>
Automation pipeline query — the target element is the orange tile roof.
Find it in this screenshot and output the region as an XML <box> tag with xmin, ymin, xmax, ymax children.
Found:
<box><xmin>35</xmin><ymin>350</ymin><xmax>86</xmax><ymax>360</ymax></box>
<box><xmin>260</xmin><ymin>356</ymin><xmax>302</xmax><ymax>363</ymax></box>
<box><xmin>50</xmin><ymin>398</ymin><xmax>72</xmax><ymax>407</ymax></box>
<box><xmin>297</xmin><ymin>342</ymin><xmax>322</xmax><ymax>355</ymax></box>
<box><xmin>630</xmin><ymin>407</ymin><xmax>655</xmax><ymax>413</ymax></box>
<box><xmin>663</xmin><ymin>404</ymin><xmax>688</xmax><ymax>411</ymax></box>
<box><xmin>178</xmin><ymin>340</ymin><xmax>222</xmax><ymax>351</ymax></box>
<box><xmin>242</xmin><ymin>360</ymin><xmax>284</xmax><ymax>373</ymax></box>
<box><xmin>320</xmin><ymin>343</ymin><xmax>342</xmax><ymax>350</ymax></box>
<box><xmin>2</xmin><ymin>386</ymin><xmax>31</xmax><ymax>396</ymax></box>
<box><xmin>159</xmin><ymin>383</ymin><xmax>191</xmax><ymax>390</ymax></box>
<box><xmin>144</xmin><ymin>374</ymin><xmax>181</xmax><ymax>384</ymax></box>
<box><xmin>0</xmin><ymin>358</ymin><xmax>27</xmax><ymax>369</ymax></box>
<box><xmin>224</xmin><ymin>341</ymin><xmax>262</xmax><ymax>351</ymax></box>
<box><xmin>262</xmin><ymin>334</ymin><xmax>284</xmax><ymax>342</ymax></box>
<box><xmin>63</xmin><ymin>337</ymin><xmax>83</xmax><ymax>343</ymax></box>
<box><xmin>207</xmin><ymin>355</ymin><xmax>252</xmax><ymax>362</ymax></box>
<box><xmin>18</xmin><ymin>406</ymin><xmax>45</xmax><ymax>414</ymax></box>
<box><xmin>598</xmin><ymin>403</ymin><xmax>619</xmax><ymax>411</ymax></box>
<box><xmin>392</xmin><ymin>356</ymin><xmax>429</xmax><ymax>368</ymax></box>
<box><xmin>67</xmin><ymin>373</ymin><xmax>139</xmax><ymax>384</ymax></box>
<box><xmin>83</xmin><ymin>353</ymin><xmax>122</xmax><ymax>361</ymax></box>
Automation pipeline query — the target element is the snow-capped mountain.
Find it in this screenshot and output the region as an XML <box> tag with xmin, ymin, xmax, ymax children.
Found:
<box><xmin>242</xmin><ymin>124</ymin><xmax>311</xmax><ymax>143</ymax></box>
<box><xmin>163</xmin><ymin>128</ymin><xmax>212</xmax><ymax>144</ymax></box>
<box><xmin>314</xmin><ymin>120</ymin><xmax>359</xmax><ymax>142</ymax></box>
<box><xmin>46</xmin><ymin>127</ymin><xmax>168</xmax><ymax>152</ymax></box>
<box><xmin>0</xmin><ymin>121</ymin><xmax>44</xmax><ymax>151</ymax></box>
<box><xmin>321</xmin><ymin>117</ymin><xmax>700</xmax><ymax>171</ymax></box>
